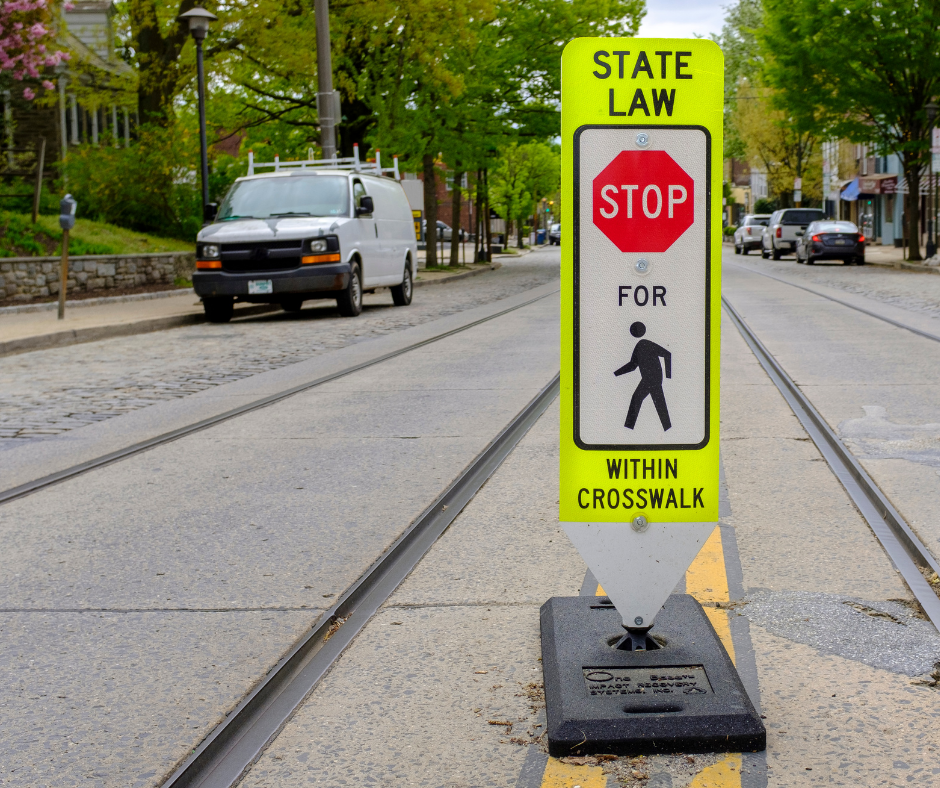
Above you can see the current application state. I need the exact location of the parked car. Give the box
[549,222,561,245]
[761,208,826,259]
[421,220,465,242]
[733,214,770,254]
[794,220,865,265]
[194,169,417,322]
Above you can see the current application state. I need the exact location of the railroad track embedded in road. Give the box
[0,289,559,507]
[727,261,940,344]
[160,373,560,788]
[722,295,940,631]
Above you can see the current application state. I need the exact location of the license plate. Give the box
[248,280,273,295]
[834,240,847,245]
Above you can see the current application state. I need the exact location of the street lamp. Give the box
[179,7,217,220]
[926,100,938,258]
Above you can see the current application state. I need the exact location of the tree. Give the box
[712,0,763,159]
[732,81,820,206]
[490,141,559,246]
[0,0,70,100]
[761,0,940,259]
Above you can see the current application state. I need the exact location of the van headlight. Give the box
[305,236,340,253]
[199,243,221,259]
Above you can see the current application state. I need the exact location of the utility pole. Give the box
[315,0,337,160]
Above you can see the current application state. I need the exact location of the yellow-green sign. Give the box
[560,38,723,524]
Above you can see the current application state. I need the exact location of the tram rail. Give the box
[0,289,559,507]
[722,295,940,630]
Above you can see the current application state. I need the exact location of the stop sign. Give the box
[593,150,694,253]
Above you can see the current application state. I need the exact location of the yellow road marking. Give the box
[540,758,608,788]
[685,525,735,663]
[688,753,743,787]
[544,531,743,788]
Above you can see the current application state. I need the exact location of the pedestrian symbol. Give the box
[615,321,672,431]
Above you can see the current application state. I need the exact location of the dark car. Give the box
[795,220,865,265]
[549,223,561,245]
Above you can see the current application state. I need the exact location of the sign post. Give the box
[542,37,765,757]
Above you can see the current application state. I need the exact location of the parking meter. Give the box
[59,194,77,231]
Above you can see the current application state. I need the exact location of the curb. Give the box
[414,262,501,288]
[0,288,196,316]
[865,257,940,274]
[0,304,280,358]
[0,263,505,358]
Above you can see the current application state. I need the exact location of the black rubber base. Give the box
[540,594,766,756]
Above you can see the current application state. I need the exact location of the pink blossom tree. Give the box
[0,0,71,100]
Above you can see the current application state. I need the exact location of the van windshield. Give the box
[217,175,349,220]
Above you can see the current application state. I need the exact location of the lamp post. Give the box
[926,100,938,258]
[179,7,217,218]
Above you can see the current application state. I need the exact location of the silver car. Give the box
[733,214,770,255]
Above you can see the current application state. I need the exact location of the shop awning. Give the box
[858,174,898,194]
[896,173,940,195]
[841,178,859,201]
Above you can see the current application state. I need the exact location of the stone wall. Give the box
[0,252,196,301]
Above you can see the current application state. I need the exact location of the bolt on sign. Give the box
[559,38,723,629]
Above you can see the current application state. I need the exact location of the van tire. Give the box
[772,247,782,260]
[391,263,413,306]
[761,247,770,259]
[203,297,234,323]
[337,261,363,317]
[281,296,304,313]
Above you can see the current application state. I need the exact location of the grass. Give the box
[0,211,194,258]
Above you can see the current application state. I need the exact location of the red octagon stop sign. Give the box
[593,150,694,253]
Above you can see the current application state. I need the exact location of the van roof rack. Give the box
[246,143,400,180]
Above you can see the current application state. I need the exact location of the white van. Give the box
[193,169,417,322]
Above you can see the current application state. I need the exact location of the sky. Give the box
[636,0,727,40]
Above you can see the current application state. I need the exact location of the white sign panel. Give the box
[575,126,709,450]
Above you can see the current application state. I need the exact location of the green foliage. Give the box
[712,0,763,159]
[0,213,49,256]
[0,210,193,256]
[490,142,560,242]
[62,126,242,241]
[0,212,115,257]
[723,225,736,236]
[754,198,776,214]
[760,0,940,256]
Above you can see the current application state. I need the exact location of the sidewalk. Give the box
[0,261,504,357]
[724,234,940,273]
[863,242,940,272]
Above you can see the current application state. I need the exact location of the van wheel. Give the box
[337,261,363,317]
[734,243,741,255]
[391,263,413,306]
[772,247,782,260]
[203,297,233,323]
[761,248,770,259]
[281,296,304,313]
[806,256,815,265]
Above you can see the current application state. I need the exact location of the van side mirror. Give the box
[204,202,218,222]
[356,195,374,216]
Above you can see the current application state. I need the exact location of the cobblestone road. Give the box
[729,251,940,318]
[0,251,559,444]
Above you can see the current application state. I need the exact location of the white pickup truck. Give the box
[761,208,826,260]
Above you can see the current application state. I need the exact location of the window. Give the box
[217,175,349,219]
[352,180,369,213]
